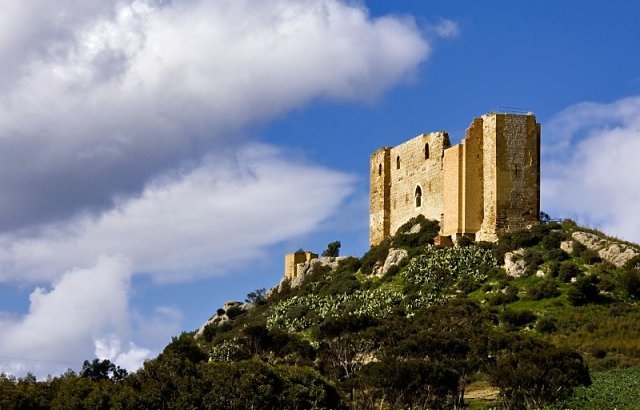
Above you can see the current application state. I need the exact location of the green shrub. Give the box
[618,268,640,299]
[544,248,569,262]
[488,286,519,306]
[580,248,602,264]
[526,279,560,300]
[226,306,245,320]
[559,261,582,282]
[536,316,558,333]
[540,230,567,250]
[392,215,440,249]
[568,275,601,306]
[499,309,537,329]
[457,275,481,295]
[360,240,391,276]
[456,235,474,247]
[522,249,544,276]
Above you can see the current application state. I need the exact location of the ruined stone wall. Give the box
[284,251,318,280]
[387,132,450,240]
[370,148,391,246]
[442,118,485,237]
[442,144,462,236]
[461,118,484,234]
[477,113,540,241]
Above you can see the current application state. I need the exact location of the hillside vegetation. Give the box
[1,217,639,409]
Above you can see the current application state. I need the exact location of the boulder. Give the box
[409,223,422,234]
[372,248,408,278]
[504,249,528,278]
[560,240,576,254]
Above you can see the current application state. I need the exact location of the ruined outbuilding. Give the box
[370,112,540,246]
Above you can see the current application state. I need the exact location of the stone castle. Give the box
[370,112,540,246]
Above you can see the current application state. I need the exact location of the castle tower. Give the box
[476,113,540,241]
[369,148,391,246]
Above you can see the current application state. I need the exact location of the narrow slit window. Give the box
[415,186,422,207]
[425,143,430,159]
[378,163,382,176]
[396,156,401,169]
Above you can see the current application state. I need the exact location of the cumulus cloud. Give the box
[0,0,429,231]
[0,256,145,377]
[542,96,640,242]
[0,144,354,283]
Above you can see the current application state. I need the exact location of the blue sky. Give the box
[0,0,639,377]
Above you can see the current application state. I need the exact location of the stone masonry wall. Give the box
[284,251,318,280]
[387,132,451,240]
[461,118,484,233]
[370,148,391,246]
[442,144,462,235]
[477,113,540,241]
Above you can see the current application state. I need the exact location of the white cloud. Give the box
[0,0,430,231]
[429,19,460,39]
[94,335,152,373]
[0,144,355,283]
[542,96,640,243]
[0,256,139,377]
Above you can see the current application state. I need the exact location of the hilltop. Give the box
[189,216,640,408]
[1,218,639,409]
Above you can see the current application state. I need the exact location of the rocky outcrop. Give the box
[560,240,576,254]
[504,249,528,278]
[372,248,408,278]
[275,256,349,291]
[195,300,249,339]
[571,231,638,267]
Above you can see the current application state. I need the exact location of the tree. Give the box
[245,288,267,304]
[322,241,341,257]
[487,335,591,409]
[80,359,127,382]
[539,211,551,223]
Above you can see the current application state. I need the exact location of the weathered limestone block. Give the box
[223,301,242,310]
[504,249,528,278]
[289,256,348,288]
[560,240,576,254]
[571,231,638,267]
[409,223,422,234]
[599,244,637,268]
[572,232,606,250]
[372,248,408,277]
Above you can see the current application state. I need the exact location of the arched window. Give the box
[396,156,400,169]
[378,163,382,176]
[425,143,430,159]
[415,186,422,207]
